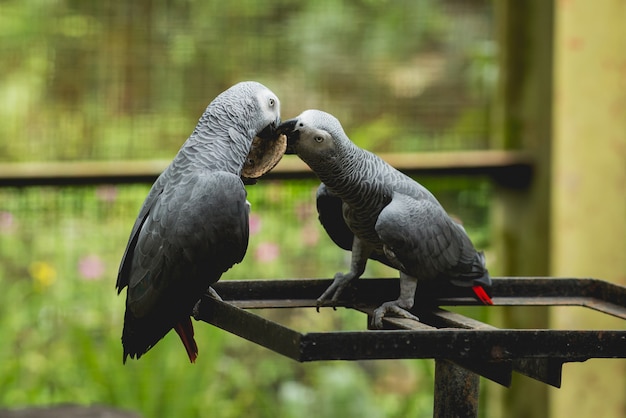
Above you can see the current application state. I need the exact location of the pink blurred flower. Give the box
[301,223,320,247]
[96,185,118,203]
[254,242,280,263]
[249,213,262,235]
[78,254,105,280]
[0,211,16,234]
[294,202,315,222]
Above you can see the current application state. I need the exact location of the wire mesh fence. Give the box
[0,0,495,162]
[0,176,491,288]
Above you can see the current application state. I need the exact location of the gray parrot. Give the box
[116,81,283,362]
[279,110,492,328]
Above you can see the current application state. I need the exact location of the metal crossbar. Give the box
[0,150,532,187]
[194,277,626,417]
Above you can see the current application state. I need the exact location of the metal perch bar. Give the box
[194,277,626,417]
[0,150,533,187]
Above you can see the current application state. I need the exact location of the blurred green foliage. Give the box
[0,0,494,416]
[0,0,495,162]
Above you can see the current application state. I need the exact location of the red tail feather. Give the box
[472,285,493,305]
[174,317,198,363]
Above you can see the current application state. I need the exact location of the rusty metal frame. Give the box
[196,278,626,374]
[195,277,626,414]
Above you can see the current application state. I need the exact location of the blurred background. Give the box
[0,1,624,417]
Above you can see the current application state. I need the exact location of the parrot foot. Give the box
[316,272,355,312]
[371,300,420,329]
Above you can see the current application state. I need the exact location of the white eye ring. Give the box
[314,136,324,143]
[268,98,275,107]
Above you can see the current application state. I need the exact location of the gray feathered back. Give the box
[175,81,278,175]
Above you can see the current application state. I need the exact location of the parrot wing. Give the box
[116,176,167,293]
[375,192,486,284]
[316,183,353,251]
[121,171,249,362]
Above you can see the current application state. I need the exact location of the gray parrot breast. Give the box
[339,178,393,248]
[324,151,399,248]
[342,202,384,247]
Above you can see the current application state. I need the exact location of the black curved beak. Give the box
[256,116,281,141]
[277,118,299,154]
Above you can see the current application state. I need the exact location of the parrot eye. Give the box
[268,98,275,107]
[314,136,324,143]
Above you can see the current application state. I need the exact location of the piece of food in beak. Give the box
[241,132,287,180]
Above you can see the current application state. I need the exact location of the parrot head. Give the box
[228,82,286,183]
[227,81,282,137]
[278,109,345,167]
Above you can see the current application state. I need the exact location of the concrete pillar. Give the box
[551,1,626,417]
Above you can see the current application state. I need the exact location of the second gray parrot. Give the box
[279,110,492,328]
[116,81,283,362]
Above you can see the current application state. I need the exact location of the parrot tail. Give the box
[470,251,493,305]
[472,285,493,305]
[449,251,494,305]
[174,317,199,363]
